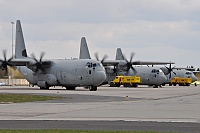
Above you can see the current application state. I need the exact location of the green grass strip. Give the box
[0,130,180,133]
[0,93,62,103]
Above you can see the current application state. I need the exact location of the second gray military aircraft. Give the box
[79,37,174,88]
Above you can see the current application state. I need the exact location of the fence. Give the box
[0,79,29,86]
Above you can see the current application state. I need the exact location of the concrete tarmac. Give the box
[0,85,200,132]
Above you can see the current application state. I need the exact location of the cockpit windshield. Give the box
[186,71,192,75]
[86,62,103,68]
[151,69,161,73]
[86,62,92,68]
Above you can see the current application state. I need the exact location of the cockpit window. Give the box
[186,72,192,75]
[93,63,96,67]
[86,62,92,68]
[96,63,102,67]
[151,69,160,73]
[86,62,102,68]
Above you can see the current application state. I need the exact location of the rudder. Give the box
[79,37,91,59]
[15,20,27,58]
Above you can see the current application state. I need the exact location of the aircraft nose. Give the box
[192,76,198,82]
[160,75,167,83]
[94,71,106,85]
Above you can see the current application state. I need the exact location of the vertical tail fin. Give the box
[79,37,91,59]
[15,20,27,58]
[115,48,124,60]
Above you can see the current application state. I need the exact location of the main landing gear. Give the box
[89,86,97,91]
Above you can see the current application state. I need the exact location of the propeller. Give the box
[30,52,45,73]
[165,63,176,78]
[0,50,14,75]
[123,52,137,73]
[94,52,108,63]
[113,65,118,75]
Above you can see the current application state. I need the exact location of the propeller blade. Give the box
[113,65,118,76]
[129,52,135,63]
[7,56,13,62]
[123,54,129,63]
[172,71,176,75]
[94,52,108,63]
[101,54,108,63]
[169,73,172,79]
[0,50,15,76]
[31,53,38,63]
[130,65,137,73]
[164,63,176,78]
[30,52,46,73]
[3,50,6,61]
[94,52,99,61]
[123,53,136,72]
[39,52,45,62]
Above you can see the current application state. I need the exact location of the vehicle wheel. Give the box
[109,82,116,87]
[123,84,127,87]
[116,83,120,87]
[132,84,138,87]
[186,83,190,86]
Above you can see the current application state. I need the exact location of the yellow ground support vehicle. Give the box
[109,76,141,87]
[170,77,192,86]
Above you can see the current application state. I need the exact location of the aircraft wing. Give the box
[102,60,121,66]
[10,58,32,66]
[138,61,175,65]
[102,60,174,66]
[7,58,52,69]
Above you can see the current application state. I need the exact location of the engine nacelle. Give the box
[105,67,114,74]
[44,74,58,85]
[160,67,170,75]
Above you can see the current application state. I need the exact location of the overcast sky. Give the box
[0,0,199,68]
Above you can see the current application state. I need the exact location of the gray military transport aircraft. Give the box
[0,20,106,91]
[160,65,198,85]
[79,37,174,88]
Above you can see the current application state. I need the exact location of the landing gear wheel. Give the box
[153,85,158,88]
[66,86,76,90]
[89,86,97,91]
[40,82,49,90]
[40,86,49,90]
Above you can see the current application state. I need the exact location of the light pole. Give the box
[11,22,14,57]
[11,22,14,86]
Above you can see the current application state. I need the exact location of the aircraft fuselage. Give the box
[17,59,106,89]
[106,66,167,86]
